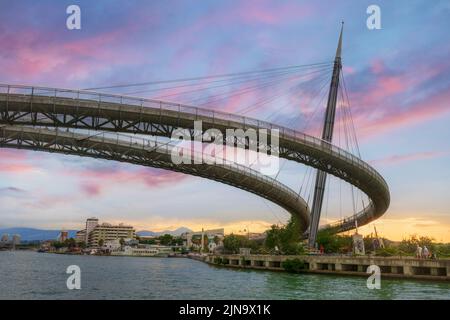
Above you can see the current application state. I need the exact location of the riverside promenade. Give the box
[201,254,450,281]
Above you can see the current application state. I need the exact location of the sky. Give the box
[0,0,449,241]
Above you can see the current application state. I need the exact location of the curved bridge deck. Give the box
[0,84,390,234]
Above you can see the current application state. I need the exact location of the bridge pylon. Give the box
[308,23,344,248]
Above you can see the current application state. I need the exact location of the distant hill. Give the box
[137,227,193,237]
[0,228,77,241]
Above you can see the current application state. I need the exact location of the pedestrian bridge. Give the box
[0,84,390,234]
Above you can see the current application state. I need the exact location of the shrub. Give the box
[281,258,307,273]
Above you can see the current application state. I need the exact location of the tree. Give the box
[119,238,125,246]
[398,235,435,254]
[63,238,76,249]
[140,238,156,245]
[98,239,104,247]
[175,237,184,246]
[223,234,261,254]
[223,234,247,254]
[53,241,65,249]
[264,219,306,255]
[316,230,352,254]
[159,234,174,246]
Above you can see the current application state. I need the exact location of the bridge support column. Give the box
[308,23,343,248]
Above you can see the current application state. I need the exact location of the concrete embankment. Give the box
[201,254,450,281]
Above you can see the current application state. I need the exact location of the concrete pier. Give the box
[204,254,450,281]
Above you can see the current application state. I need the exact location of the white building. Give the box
[76,218,135,248]
[103,239,121,251]
[85,217,99,243]
[111,245,172,257]
[183,228,224,252]
[75,229,86,243]
[88,223,135,247]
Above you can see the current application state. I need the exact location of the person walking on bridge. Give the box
[423,246,429,259]
[416,245,422,259]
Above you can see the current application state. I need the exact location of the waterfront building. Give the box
[102,238,137,251]
[58,230,68,242]
[75,229,86,243]
[85,217,99,243]
[111,244,172,257]
[88,223,135,247]
[103,239,121,251]
[183,228,224,252]
[76,218,136,247]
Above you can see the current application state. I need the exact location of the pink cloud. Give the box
[351,58,446,110]
[80,182,102,197]
[0,148,188,197]
[370,150,450,166]
[377,75,405,96]
[0,149,28,161]
[358,89,450,138]
[167,1,315,50]
[0,163,36,173]
[343,66,356,75]
[235,1,315,25]
[370,59,385,74]
[70,166,188,197]
[342,56,450,140]
[0,25,146,84]
[27,193,77,210]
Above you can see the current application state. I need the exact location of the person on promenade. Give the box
[416,245,422,259]
[423,246,429,259]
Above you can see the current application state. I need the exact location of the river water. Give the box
[0,251,448,300]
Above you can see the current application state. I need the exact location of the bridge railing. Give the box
[0,84,388,194]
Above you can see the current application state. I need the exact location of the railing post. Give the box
[6,85,10,116]
[30,87,34,121]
